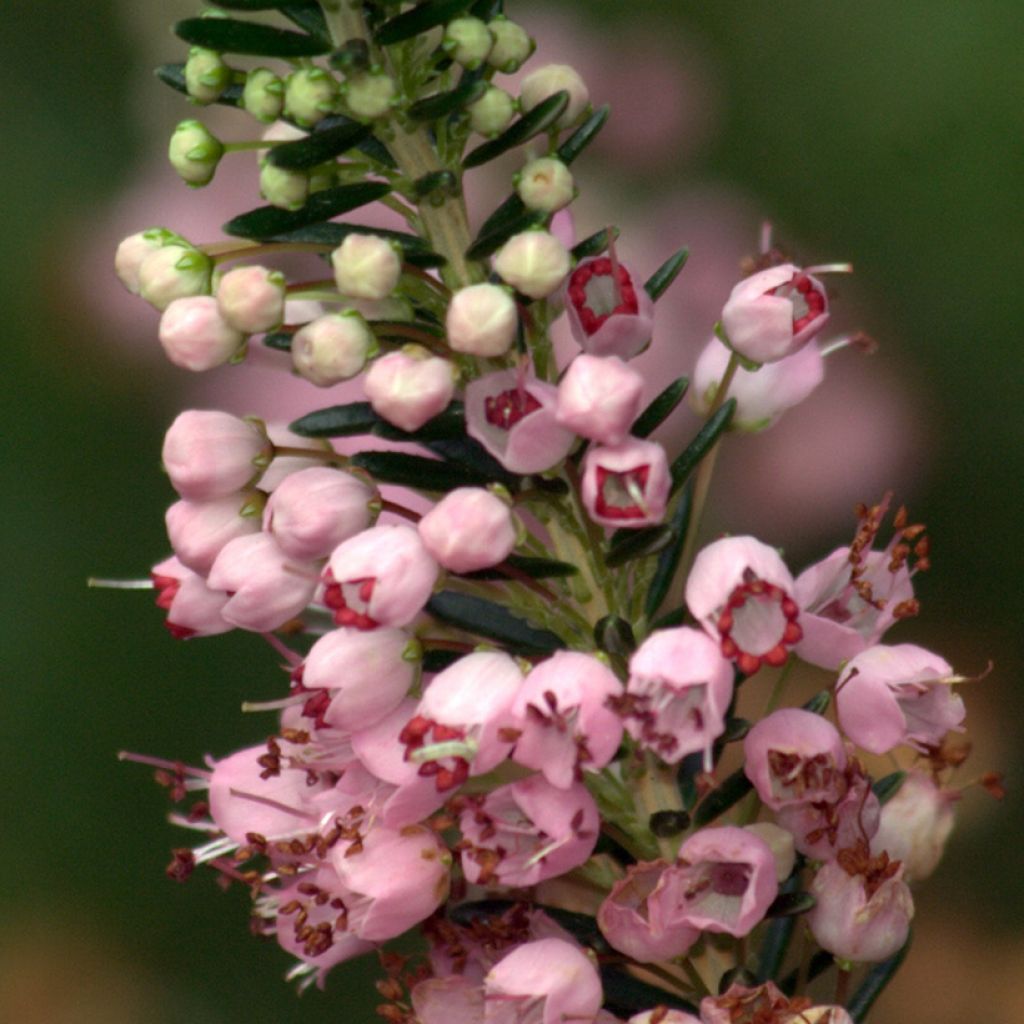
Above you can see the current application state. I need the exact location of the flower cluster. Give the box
[111,3,998,1021]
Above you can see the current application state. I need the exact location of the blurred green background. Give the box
[2,1,1021,1021]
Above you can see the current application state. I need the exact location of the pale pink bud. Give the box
[446,283,518,357]
[516,157,574,214]
[565,257,654,360]
[556,354,644,445]
[363,347,455,432]
[835,644,965,755]
[519,64,590,129]
[807,855,913,962]
[581,439,670,529]
[691,335,824,431]
[207,533,319,632]
[465,369,575,474]
[418,488,516,573]
[674,826,778,937]
[161,410,271,501]
[720,264,829,364]
[165,490,263,575]
[331,233,401,300]
[291,310,375,386]
[215,264,286,334]
[137,243,212,311]
[151,556,231,639]
[743,709,847,811]
[598,860,700,963]
[264,466,375,561]
[115,228,170,294]
[511,651,623,788]
[493,230,571,300]
[158,295,245,371]
[325,524,439,630]
[685,535,803,676]
[624,627,734,766]
[301,626,416,732]
[870,771,956,882]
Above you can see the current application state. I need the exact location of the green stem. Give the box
[761,655,796,717]
[679,958,711,999]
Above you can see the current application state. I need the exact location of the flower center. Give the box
[568,257,639,335]
[716,575,802,675]
[484,387,542,430]
[771,272,826,333]
[595,464,650,519]
[399,715,471,791]
[767,749,838,802]
[322,571,378,630]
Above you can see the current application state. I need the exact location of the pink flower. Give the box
[674,826,778,937]
[700,982,816,1024]
[215,264,286,334]
[363,348,455,433]
[164,490,263,575]
[418,488,517,573]
[565,256,654,360]
[870,771,957,882]
[158,295,245,371]
[556,354,645,445]
[623,627,734,767]
[597,860,700,963]
[162,410,272,501]
[465,369,575,474]
[685,535,803,676]
[324,524,439,630]
[742,709,847,811]
[835,644,966,755]
[581,439,670,528]
[151,556,231,638]
[510,651,624,788]
[720,263,829,364]
[459,775,599,888]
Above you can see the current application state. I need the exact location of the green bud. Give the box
[284,67,339,128]
[342,70,396,121]
[184,47,231,105]
[443,17,493,69]
[259,160,310,211]
[486,17,534,73]
[466,85,516,136]
[242,67,284,124]
[168,119,224,187]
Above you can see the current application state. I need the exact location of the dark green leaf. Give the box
[676,751,703,812]
[557,104,610,165]
[571,226,618,261]
[469,0,503,18]
[692,766,753,829]
[374,0,475,45]
[594,614,636,658]
[601,967,699,1018]
[291,401,468,442]
[644,246,690,301]
[155,63,243,106]
[279,3,329,39]
[802,689,831,716]
[426,591,564,655]
[465,207,545,261]
[422,648,462,673]
[720,717,752,744]
[872,770,908,806]
[426,438,521,487]
[412,169,459,200]
[651,606,686,630]
[263,330,293,351]
[351,451,491,491]
[206,0,315,9]
[605,525,676,569]
[649,809,690,838]
[644,482,694,621]
[848,933,912,1022]
[174,17,330,57]
[268,221,444,267]
[669,398,736,494]
[465,555,578,581]
[463,91,569,169]
[633,376,689,439]
[222,183,393,240]
[766,891,816,918]
[267,119,373,170]
[756,914,796,982]
[408,77,487,121]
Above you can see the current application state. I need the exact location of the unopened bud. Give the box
[363,346,456,433]
[331,233,402,301]
[284,67,339,127]
[520,63,589,129]
[342,70,396,121]
[486,17,534,73]
[291,311,375,386]
[443,17,493,69]
[259,159,309,211]
[115,228,176,295]
[446,283,518,357]
[168,119,224,187]
[138,243,213,311]
[493,229,571,300]
[216,265,286,334]
[159,295,245,371]
[516,157,574,214]
[467,85,516,136]
[184,47,231,105]
[242,67,284,123]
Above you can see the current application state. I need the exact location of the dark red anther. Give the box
[484,387,542,430]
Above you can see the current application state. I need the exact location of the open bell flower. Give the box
[565,255,654,360]
[581,439,670,529]
[150,555,231,639]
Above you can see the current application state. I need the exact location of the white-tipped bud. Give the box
[115,228,175,295]
[446,283,518,357]
[259,160,309,211]
[242,67,284,123]
[363,346,456,433]
[342,70,396,121]
[216,265,286,334]
[493,230,571,300]
[486,17,534,73]
[284,67,339,127]
[138,243,213,311]
[168,119,224,187]
[159,295,245,371]
[520,63,589,129]
[292,311,375,386]
[332,233,402,300]
[443,17,493,69]
[516,157,575,214]
[184,47,231,105]
[467,85,516,136]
